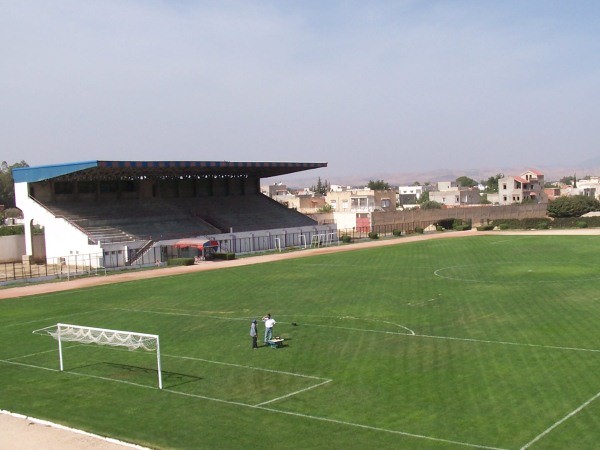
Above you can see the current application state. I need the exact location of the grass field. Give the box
[1,234,600,449]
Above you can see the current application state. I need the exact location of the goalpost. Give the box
[310,232,339,248]
[33,323,163,389]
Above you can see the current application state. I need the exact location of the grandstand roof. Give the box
[13,160,327,183]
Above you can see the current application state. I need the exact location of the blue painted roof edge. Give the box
[12,160,328,183]
[13,161,99,183]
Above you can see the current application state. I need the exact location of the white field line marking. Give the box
[0,309,110,329]
[302,321,416,336]
[254,379,332,407]
[166,389,506,449]
[489,237,530,245]
[114,307,249,322]
[165,353,331,381]
[413,333,600,353]
[257,405,508,450]
[520,390,600,449]
[7,343,87,362]
[407,298,439,306]
[0,357,508,450]
[0,358,58,372]
[433,264,600,283]
[6,348,56,360]
[114,307,417,335]
[112,307,600,352]
[1,410,151,450]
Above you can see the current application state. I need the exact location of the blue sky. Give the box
[2,1,599,182]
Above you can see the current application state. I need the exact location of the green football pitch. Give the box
[1,234,600,449]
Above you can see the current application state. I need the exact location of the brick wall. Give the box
[372,204,547,230]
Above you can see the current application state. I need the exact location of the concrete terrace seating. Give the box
[178,195,317,232]
[43,199,220,243]
[41,194,316,243]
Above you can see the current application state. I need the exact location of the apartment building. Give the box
[429,181,481,207]
[325,188,396,232]
[575,177,600,200]
[498,169,547,205]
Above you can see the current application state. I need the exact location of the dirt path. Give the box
[2,228,598,449]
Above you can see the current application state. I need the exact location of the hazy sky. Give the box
[2,1,599,182]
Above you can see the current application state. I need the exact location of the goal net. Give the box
[310,232,339,248]
[33,323,163,389]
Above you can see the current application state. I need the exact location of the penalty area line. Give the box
[165,353,331,381]
[1,357,507,450]
[520,389,600,449]
[254,379,332,407]
[258,405,508,450]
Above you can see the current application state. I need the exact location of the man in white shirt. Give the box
[262,313,276,343]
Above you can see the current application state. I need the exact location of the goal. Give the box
[310,232,339,248]
[33,323,163,389]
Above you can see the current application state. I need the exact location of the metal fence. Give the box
[1,228,340,284]
[1,253,107,284]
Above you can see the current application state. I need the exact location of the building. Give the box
[498,169,547,205]
[325,188,396,232]
[397,185,428,208]
[429,182,481,207]
[574,177,600,200]
[261,183,327,214]
[14,160,332,267]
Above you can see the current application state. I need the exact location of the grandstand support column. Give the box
[15,182,34,257]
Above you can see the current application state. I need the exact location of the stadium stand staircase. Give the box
[127,240,155,266]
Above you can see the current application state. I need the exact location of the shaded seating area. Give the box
[41,194,316,244]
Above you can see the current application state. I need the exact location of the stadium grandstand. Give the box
[13,160,334,270]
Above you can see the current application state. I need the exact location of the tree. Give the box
[547,195,600,218]
[480,194,491,204]
[417,191,430,204]
[311,177,329,195]
[455,176,477,187]
[420,200,443,209]
[0,160,29,208]
[367,180,390,190]
[559,175,575,186]
[483,173,503,193]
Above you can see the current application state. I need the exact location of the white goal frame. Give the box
[310,232,339,248]
[33,323,163,389]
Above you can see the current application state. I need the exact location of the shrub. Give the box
[392,229,403,237]
[341,234,352,243]
[420,201,443,210]
[214,252,236,260]
[576,221,588,228]
[548,195,600,218]
[0,225,25,236]
[490,218,555,230]
[453,219,472,231]
[414,227,424,234]
[167,258,195,266]
[368,232,379,239]
[476,224,494,231]
[549,217,600,228]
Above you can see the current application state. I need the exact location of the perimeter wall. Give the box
[371,204,547,231]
